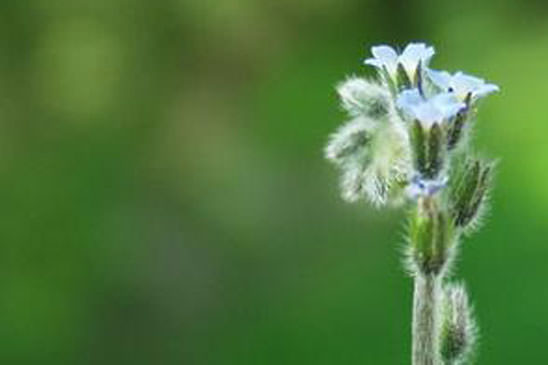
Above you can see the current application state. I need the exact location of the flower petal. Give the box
[475,83,500,98]
[401,43,425,64]
[427,69,453,90]
[414,103,443,127]
[437,70,500,101]
[397,89,423,110]
[432,92,465,119]
[364,58,383,68]
[400,43,435,72]
[367,45,399,74]
[371,45,398,64]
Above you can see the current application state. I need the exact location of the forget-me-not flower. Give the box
[406,175,447,199]
[427,69,499,102]
[397,88,465,128]
[365,43,435,82]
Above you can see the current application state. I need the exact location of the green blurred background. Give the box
[0,0,546,364]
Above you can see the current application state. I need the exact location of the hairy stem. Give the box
[412,273,443,365]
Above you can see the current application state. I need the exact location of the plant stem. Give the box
[412,273,443,365]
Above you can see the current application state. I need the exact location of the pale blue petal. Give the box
[371,45,398,64]
[453,72,484,91]
[400,43,427,64]
[364,58,383,68]
[396,89,423,115]
[475,83,500,98]
[414,104,443,127]
[407,176,447,198]
[397,89,423,105]
[422,46,435,65]
[397,88,465,126]
[401,43,435,67]
[431,92,465,119]
[446,71,500,100]
[427,69,452,90]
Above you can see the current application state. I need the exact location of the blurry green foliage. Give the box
[0,0,547,364]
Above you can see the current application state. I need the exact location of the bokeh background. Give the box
[1,0,547,364]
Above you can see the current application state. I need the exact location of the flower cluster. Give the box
[324,42,499,365]
[325,42,498,206]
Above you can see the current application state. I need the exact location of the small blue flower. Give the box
[427,69,500,102]
[406,175,447,199]
[365,43,435,80]
[397,89,465,128]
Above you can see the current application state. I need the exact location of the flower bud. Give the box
[409,198,456,275]
[440,283,477,364]
[337,77,391,119]
[426,122,445,179]
[446,112,466,150]
[450,159,492,230]
[447,94,472,150]
[409,121,446,179]
[410,120,427,175]
[324,117,372,165]
[325,116,410,207]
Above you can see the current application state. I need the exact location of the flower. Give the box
[427,69,500,102]
[397,89,465,128]
[364,43,435,82]
[406,175,447,199]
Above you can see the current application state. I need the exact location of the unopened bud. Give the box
[410,120,427,175]
[409,198,455,275]
[441,283,477,364]
[409,121,446,180]
[426,122,445,179]
[450,159,492,229]
[337,77,391,119]
[447,94,472,150]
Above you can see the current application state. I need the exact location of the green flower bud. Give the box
[450,158,492,230]
[447,112,466,150]
[409,198,456,275]
[426,122,445,179]
[410,120,427,175]
[447,94,472,150]
[336,77,392,119]
[410,121,446,179]
[441,283,477,364]
[325,116,410,207]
